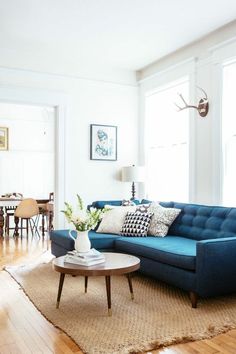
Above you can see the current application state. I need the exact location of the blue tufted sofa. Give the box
[50,200,236,308]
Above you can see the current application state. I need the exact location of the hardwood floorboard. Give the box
[0,234,235,354]
[188,340,218,353]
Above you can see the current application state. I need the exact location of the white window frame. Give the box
[145,77,190,201]
[138,59,196,202]
[211,40,236,205]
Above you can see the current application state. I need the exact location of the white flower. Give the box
[77,210,88,222]
[62,195,108,231]
[89,207,97,213]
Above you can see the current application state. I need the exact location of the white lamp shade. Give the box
[121,166,145,182]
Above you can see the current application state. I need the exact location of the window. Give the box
[222,60,236,206]
[145,78,190,201]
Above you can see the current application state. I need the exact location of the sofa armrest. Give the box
[196,237,236,297]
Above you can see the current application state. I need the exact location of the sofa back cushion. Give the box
[160,201,236,240]
[91,199,140,209]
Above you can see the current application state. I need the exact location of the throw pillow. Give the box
[120,211,153,237]
[96,206,136,234]
[136,204,150,213]
[104,204,118,209]
[121,199,136,206]
[148,202,181,237]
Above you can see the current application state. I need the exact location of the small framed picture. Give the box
[0,127,8,151]
[90,124,117,161]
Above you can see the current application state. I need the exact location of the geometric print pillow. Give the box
[120,211,153,237]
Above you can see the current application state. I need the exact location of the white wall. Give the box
[0,102,55,199]
[0,67,138,214]
[138,21,236,205]
[4,21,236,211]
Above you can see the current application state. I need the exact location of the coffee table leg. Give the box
[127,273,134,300]
[85,276,88,293]
[56,273,65,309]
[105,276,112,316]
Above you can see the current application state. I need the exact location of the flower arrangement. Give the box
[61,195,106,231]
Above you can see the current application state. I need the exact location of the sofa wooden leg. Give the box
[189,291,198,308]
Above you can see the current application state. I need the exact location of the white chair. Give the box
[14,198,40,238]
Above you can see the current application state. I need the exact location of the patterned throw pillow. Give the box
[121,199,136,206]
[120,211,153,237]
[136,204,150,213]
[148,202,181,237]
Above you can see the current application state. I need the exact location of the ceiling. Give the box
[1,0,236,74]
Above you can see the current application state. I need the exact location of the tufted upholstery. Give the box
[90,200,236,241]
[160,202,236,241]
[51,200,236,301]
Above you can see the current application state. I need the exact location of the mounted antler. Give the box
[174,86,209,117]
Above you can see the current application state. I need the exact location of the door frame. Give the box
[0,84,67,229]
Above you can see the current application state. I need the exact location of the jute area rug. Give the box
[6,261,236,354]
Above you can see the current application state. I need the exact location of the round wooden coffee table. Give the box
[52,252,140,316]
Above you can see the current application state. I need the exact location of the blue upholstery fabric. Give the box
[141,199,152,204]
[91,199,140,209]
[51,241,70,258]
[116,236,197,270]
[50,229,119,254]
[196,237,236,296]
[92,200,122,208]
[50,229,75,251]
[160,202,236,241]
[50,200,236,300]
[89,230,120,249]
[138,256,196,292]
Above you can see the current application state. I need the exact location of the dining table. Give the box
[0,197,54,237]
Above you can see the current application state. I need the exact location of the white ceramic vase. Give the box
[69,230,91,253]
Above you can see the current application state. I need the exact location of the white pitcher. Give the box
[68,230,91,253]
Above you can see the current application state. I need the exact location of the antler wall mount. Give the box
[174,86,209,117]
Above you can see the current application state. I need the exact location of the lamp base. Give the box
[131,182,136,200]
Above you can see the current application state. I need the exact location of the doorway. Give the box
[0,102,55,200]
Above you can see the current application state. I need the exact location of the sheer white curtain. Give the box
[145,78,189,201]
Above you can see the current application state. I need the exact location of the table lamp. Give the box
[121,165,145,200]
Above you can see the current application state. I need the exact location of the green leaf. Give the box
[77,194,84,210]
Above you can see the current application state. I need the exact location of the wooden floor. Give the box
[0,236,236,354]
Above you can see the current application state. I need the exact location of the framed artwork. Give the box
[0,127,8,151]
[90,124,117,161]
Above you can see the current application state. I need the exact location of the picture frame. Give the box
[0,127,8,151]
[90,124,117,161]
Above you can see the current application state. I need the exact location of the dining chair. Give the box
[36,202,47,236]
[36,192,54,236]
[5,206,17,235]
[13,198,40,238]
[5,193,24,235]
